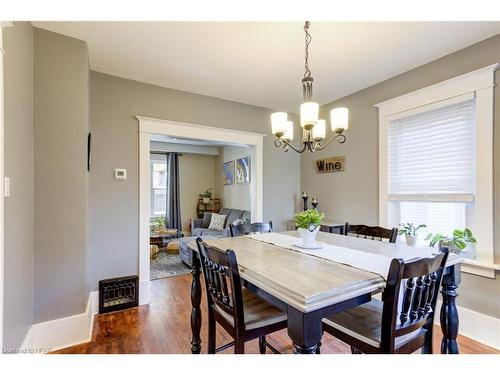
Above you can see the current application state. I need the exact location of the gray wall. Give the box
[302,34,500,318]
[33,28,90,322]
[216,145,253,212]
[3,22,34,349]
[89,71,301,289]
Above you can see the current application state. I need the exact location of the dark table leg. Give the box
[287,307,322,354]
[440,264,461,354]
[190,249,202,354]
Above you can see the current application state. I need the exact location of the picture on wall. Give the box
[236,156,250,184]
[223,160,235,185]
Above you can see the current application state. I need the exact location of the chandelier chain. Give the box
[304,21,312,78]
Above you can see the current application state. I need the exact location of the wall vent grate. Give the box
[98,275,139,314]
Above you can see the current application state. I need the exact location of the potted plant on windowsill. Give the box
[199,188,212,204]
[295,209,324,249]
[426,228,477,259]
[399,223,427,246]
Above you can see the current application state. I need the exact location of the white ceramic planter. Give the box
[298,226,320,248]
[202,197,211,204]
[405,234,418,246]
[464,243,477,260]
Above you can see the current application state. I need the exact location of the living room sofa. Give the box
[190,208,251,238]
[180,208,251,266]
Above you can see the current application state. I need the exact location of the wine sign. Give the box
[315,156,345,174]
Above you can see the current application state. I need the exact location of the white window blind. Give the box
[388,99,475,202]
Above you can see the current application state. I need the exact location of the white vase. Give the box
[405,234,418,246]
[298,227,320,248]
[202,197,210,204]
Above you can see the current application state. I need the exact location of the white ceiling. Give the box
[33,21,500,113]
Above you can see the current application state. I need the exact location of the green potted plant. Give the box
[152,216,167,233]
[294,209,324,249]
[426,228,477,258]
[399,223,427,246]
[199,188,212,204]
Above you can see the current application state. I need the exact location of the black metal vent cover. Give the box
[99,275,139,314]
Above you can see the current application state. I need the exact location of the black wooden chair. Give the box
[196,237,287,354]
[229,221,273,237]
[344,222,398,243]
[321,249,449,354]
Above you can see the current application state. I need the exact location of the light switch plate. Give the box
[114,168,127,180]
[4,176,10,197]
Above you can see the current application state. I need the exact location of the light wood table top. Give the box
[188,231,462,313]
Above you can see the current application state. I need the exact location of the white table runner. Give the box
[247,232,423,280]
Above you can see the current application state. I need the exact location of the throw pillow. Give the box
[208,213,226,231]
[231,218,245,226]
[202,212,212,228]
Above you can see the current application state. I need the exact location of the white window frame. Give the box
[376,63,499,278]
[149,154,168,218]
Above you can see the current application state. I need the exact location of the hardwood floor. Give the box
[54,274,498,354]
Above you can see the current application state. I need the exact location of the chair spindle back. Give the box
[380,249,449,352]
[196,238,244,327]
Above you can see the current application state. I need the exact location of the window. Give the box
[150,154,168,217]
[376,64,497,277]
[388,99,475,242]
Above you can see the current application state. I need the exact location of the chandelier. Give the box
[271,21,349,153]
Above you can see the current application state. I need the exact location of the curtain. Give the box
[167,152,182,233]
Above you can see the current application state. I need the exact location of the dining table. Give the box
[187,231,463,354]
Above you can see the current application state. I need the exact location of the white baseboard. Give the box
[435,300,500,350]
[20,280,150,353]
[20,291,98,353]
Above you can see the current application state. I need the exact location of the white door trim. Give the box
[137,116,265,305]
[0,21,13,350]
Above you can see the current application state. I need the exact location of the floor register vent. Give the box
[99,275,139,314]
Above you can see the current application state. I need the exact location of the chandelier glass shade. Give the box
[271,21,349,153]
[300,102,319,129]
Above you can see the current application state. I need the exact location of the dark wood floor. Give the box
[54,274,498,354]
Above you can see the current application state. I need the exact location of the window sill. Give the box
[461,259,500,279]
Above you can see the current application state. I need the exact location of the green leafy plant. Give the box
[399,223,427,236]
[152,216,166,227]
[426,228,477,251]
[295,209,324,230]
[199,188,212,199]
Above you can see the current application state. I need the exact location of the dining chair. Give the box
[229,221,273,237]
[321,249,449,354]
[344,222,398,243]
[196,237,287,354]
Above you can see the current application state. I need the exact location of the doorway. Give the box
[137,116,264,305]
